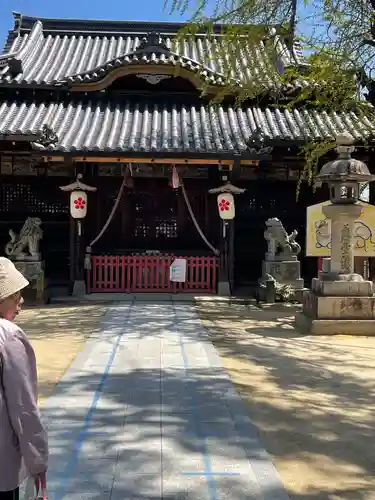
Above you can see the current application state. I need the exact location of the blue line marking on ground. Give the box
[174,303,219,500]
[54,303,133,500]
[182,472,241,477]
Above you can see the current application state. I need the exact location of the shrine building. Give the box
[0,12,374,295]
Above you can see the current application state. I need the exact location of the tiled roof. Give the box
[0,98,373,154]
[0,13,305,88]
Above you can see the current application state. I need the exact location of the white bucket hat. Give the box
[0,257,29,301]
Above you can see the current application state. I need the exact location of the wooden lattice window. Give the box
[0,181,68,217]
[131,190,179,241]
[155,217,178,239]
[134,220,150,239]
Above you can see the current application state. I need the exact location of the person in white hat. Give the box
[0,258,48,500]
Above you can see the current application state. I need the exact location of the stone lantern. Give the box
[295,132,375,335]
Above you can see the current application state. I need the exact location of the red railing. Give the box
[87,255,218,293]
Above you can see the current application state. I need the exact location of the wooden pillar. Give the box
[228,218,235,290]
[75,220,85,281]
[71,162,87,296]
[69,215,76,288]
[217,164,234,296]
[65,159,76,293]
[228,156,240,293]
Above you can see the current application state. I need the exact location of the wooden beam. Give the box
[43,156,65,162]
[241,160,260,166]
[42,156,259,166]
[73,157,233,165]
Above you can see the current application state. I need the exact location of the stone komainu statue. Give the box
[264,217,301,257]
[5,217,43,259]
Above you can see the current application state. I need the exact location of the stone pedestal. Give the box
[262,256,304,289]
[14,260,46,304]
[295,284,375,335]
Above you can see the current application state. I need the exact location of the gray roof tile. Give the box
[0,98,373,153]
[0,14,306,88]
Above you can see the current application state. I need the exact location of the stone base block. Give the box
[262,260,303,289]
[295,313,375,335]
[302,291,375,319]
[218,280,231,296]
[72,280,86,297]
[311,278,373,297]
[293,287,310,304]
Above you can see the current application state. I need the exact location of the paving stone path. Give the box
[39,302,290,500]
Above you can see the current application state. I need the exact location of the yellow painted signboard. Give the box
[306,200,375,257]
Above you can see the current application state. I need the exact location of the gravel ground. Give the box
[197,300,375,500]
[16,304,107,404]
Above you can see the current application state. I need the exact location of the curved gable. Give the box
[56,43,227,91]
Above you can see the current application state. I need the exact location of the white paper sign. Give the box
[169,258,187,282]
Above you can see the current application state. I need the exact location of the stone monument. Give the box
[295,132,375,335]
[260,217,304,298]
[4,217,46,303]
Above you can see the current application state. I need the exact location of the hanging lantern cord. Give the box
[84,167,129,270]
[179,177,220,256]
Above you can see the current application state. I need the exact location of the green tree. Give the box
[165,0,375,186]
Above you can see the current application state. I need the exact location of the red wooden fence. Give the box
[87,255,218,293]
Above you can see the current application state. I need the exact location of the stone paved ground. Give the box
[36,302,290,500]
[16,304,107,403]
[196,300,375,500]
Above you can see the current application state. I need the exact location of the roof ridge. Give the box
[16,14,211,35]
[0,20,43,74]
[14,13,285,37]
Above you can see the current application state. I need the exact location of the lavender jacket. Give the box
[0,318,48,492]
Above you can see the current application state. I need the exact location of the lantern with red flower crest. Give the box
[217,193,235,219]
[209,183,245,220]
[71,193,87,218]
[60,174,97,233]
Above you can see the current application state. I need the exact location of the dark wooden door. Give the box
[91,177,219,254]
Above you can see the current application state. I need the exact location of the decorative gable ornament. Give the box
[217,193,235,220]
[31,124,59,150]
[136,32,170,55]
[136,74,171,85]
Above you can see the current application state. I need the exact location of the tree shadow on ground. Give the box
[197,301,375,500]
[42,365,282,500]
[37,302,294,500]
[29,300,375,500]
[16,304,108,402]
[16,303,108,340]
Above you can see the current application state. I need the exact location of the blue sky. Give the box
[0,0,318,52]
[0,0,192,48]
